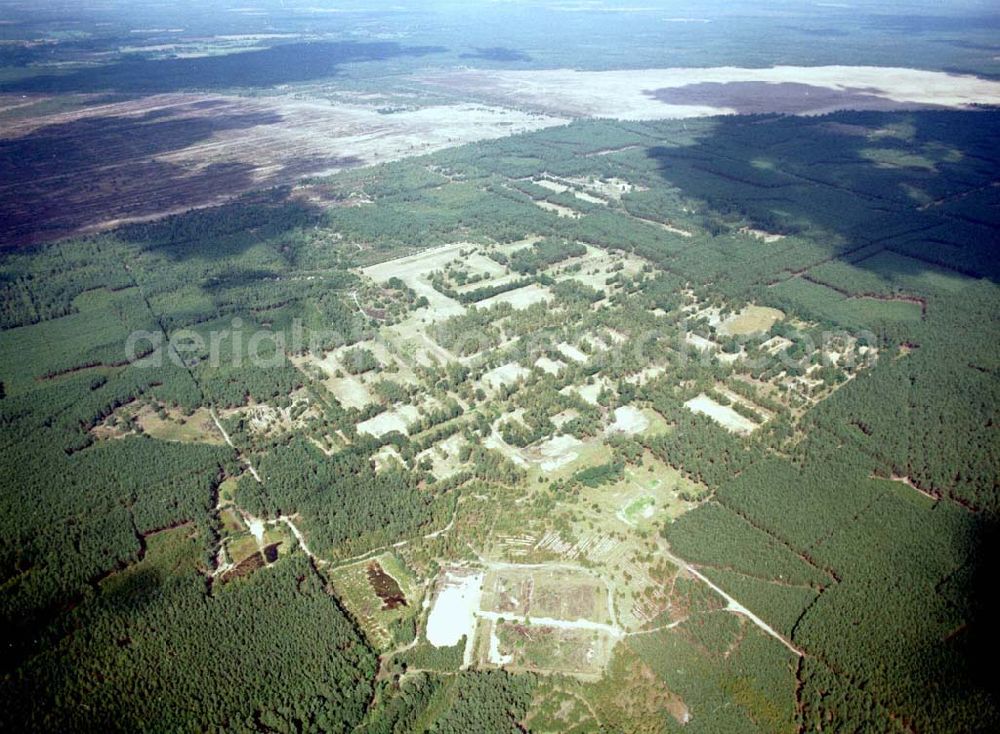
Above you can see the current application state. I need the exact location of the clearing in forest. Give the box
[426,568,484,662]
[684,393,758,435]
[718,305,785,336]
[482,362,531,391]
[606,406,650,436]
[476,282,553,310]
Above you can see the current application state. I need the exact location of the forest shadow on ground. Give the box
[459,47,532,63]
[644,108,1000,717]
[962,514,1000,700]
[0,41,447,95]
[645,108,1000,285]
[113,185,328,265]
[0,105,358,249]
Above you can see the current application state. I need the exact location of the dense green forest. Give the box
[1,108,997,730]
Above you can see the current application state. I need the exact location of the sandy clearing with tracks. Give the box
[420,66,1000,120]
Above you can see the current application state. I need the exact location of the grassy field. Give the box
[136,405,225,444]
[328,552,421,651]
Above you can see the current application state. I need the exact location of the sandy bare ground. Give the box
[684,393,758,435]
[419,66,1000,120]
[357,403,421,438]
[477,282,552,310]
[557,342,588,363]
[535,356,566,375]
[535,200,581,218]
[478,609,622,637]
[606,406,649,436]
[362,242,468,322]
[426,569,484,667]
[0,93,565,246]
[563,380,607,406]
[535,434,584,472]
[482,361,530,390]
[684,333,717,353]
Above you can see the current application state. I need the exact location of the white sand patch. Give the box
[761,335,794,355]
[536,200,581,218]
[416,433,467,480]
[551,408,579,428]
[247,518,265,545]
[687,305,723,327]
[535,356,566,375]
[477,610,622,637]
[625,365,666,386]
[537,434,584,471]
[455,272,518,294]
[685,333,718,352]
[564,176,636,199]
[557,342,588,363]
[740,226,785,243]
[535,178,569,193]
[606,406,650,436]
[246,404,279,432]
[328,375,373,409]
[477,282,552,309]
[459,251,509,278]
[421,66,1000,120]
[362,242,469,322]
[356,404,421,437]
[357,411,407,438]
[488,622,514,665]
[685,393,758,435]
[486,431,531,468]
[568,382,603,406]
[586,336,610,352]
[427,570,484,659]
[483,362,530,390]
[373,445,404,472]
[634,215,694,237]
[574,190,606,205]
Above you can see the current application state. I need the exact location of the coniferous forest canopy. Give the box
[1,1,999,732]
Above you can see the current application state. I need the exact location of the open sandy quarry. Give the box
[419,66,1000,120]
[426,569,484,666]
